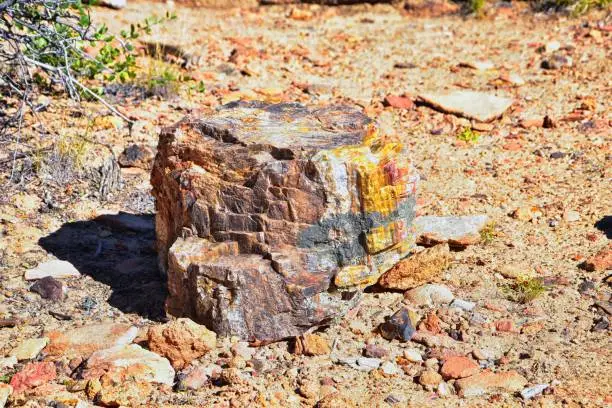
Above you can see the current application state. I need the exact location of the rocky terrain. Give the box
[0,1,610,407]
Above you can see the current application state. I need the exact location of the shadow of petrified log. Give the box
[595,216,611,239]
[39,212,167,320]
[152,101,420,342]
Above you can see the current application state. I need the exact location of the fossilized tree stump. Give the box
[152,101,419,342]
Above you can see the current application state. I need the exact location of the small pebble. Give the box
[450,298,476,311]
[520,384,549,399]
[403,348,423,363]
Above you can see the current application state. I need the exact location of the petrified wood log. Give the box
[151,101,419,341]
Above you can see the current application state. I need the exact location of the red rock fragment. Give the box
[440,356,480,379]
[519,118,543,128]
[384,95,414,109]
[10,362,57,393]
[455,370,527,397]
[584,245,612,272]
[147,318,217,370]
[419,312,442,334]
[495,320,515,333]
[293,334,330,356]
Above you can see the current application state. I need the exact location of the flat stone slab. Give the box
[152,101,420,342]
[418,91,513,122]
[44,323,138,359]
[82,344,175,386]
[25,260,80,281]
[414,215,489,247]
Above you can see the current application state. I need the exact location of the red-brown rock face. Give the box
[151,101,419,341]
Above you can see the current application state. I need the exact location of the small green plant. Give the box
[142,59,183,98]
[550,0,611,15]
[469,0,486,15]
[457,127,480,144]
[480,222,497,244]
[504,277,546,304]
[0,374,10,383]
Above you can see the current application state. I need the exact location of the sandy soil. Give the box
[0,1,610,407]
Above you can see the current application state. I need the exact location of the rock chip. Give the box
[405,284,454,307]
[450,299,475,311]
[9,362,57,393]
[440,356,480,379]
[118,144,155,170]
[584,244,612,272]
[381,361,401,376]
[379,244,451,290]
[316,392,356,408]
[177,364,221,391]
[364,344,389,359]
[413,215,488,248]
[45,323,138,359]
[418,91,512,122]
[82,344,175,386]
[88,374,153,407]
[418,370,442,389]
[293,334,330,356]
[0,356,17,370]
[520,383,549,400]
[356,357,382,371]
[403,348,423,363]
[384,95,414,109]
[411,331,461,350]
[10,337,49,361]
[147,318,217,369]
[380,307,416,341]
[0,384,11,408]
[25,260,80,281]
[497,263,535,279]
[30,276,64,301]
[152,101,419,342]
[455,370,527,397]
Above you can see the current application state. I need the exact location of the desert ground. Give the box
[0,1,610,407]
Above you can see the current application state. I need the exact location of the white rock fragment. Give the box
[563,210,580,222]
[437,381,454,397]
[545,41,561,53]
[25,260,80,281]
[10,337,49,360]
[414,215,489,247]
[418,91,513,122]
[0,356,17,370]
[357,357,382,371]
[520,384,549,399]
[405,284,454,307]
[459,60,495,71]
[451,299,476,311]
[0,384,12,408]
[403,348,423,363]
[381,361,401,376]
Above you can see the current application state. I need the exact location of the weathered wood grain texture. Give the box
[151,101,419,341]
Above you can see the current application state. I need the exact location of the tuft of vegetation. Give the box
[503,276,546,304]
[468,0,486,15]
[480,222,497,245]
[545,0,611,15]
[142,59,182,98]
[457,127,480,144]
